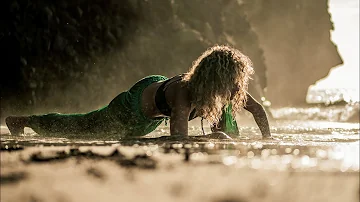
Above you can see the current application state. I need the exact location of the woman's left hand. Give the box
[204,131,233,139]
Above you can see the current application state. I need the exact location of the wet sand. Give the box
[1,120,359,202]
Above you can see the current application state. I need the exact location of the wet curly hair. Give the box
[182,45,254,125]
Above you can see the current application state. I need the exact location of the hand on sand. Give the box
[203,131,233,140]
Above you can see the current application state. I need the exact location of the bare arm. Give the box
[169,87,192,137]
[170,105,191,137]
[244,93,272,138]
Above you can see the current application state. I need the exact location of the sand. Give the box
[1,121,359,202]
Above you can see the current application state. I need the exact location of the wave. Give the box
[306,87,359,105]
[271,102,359,123]
[267,87,360,123]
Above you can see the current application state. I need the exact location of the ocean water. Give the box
[307,87,359,105]
[1,88,359,172]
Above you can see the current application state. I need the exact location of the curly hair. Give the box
[182,45,254,125]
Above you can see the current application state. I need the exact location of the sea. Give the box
[1,88,359,172]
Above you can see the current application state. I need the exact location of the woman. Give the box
[6,45,272,138]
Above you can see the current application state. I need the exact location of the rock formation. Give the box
[244,0,342,106]
[1,0,342,122]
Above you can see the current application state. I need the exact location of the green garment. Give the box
[28,75,168,137]
[220,104,239,136]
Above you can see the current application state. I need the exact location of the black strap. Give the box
[155,75,183,116]
[155,74,198,122]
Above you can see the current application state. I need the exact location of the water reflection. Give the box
[1,119,359,172]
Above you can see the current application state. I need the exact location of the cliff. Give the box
[244,0,343,106]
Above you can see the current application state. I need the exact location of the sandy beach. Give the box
[1,0,359,201]
[1,120,359,202]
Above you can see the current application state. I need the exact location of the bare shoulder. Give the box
[166,81,191,108]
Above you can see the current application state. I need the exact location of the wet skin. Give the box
[6,77,272,139]
[141,77,272,138]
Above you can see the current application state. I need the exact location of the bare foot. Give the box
[5,116,28,136]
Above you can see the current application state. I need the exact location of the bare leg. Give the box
[4,107,114,136]
[5,116,30,136]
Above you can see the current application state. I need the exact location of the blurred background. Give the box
[0,0,358,123]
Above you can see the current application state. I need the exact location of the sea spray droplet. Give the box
[261,149,270,158]
[301,155,310,166]
[251,158,262,169]
[247,151,255,158]
[206,143,215,149]
[271,149,277,155]
[222,156,237,166]
[316,149,327,158]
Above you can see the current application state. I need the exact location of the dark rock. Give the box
[43,6,53,20]
[53,34,68,51]
[1,0,340,122]
[244,0,342,106]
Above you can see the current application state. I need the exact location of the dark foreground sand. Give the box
[2,145,359,202]
[1,124,359,202]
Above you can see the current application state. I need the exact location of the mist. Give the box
[1,0,343,123]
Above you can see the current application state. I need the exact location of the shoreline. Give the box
[1,119,359,202]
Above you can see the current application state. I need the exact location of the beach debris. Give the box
[87,167,105,180]
[23,146,158,169]
[0,171,28,185]
[29,150,69,162]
